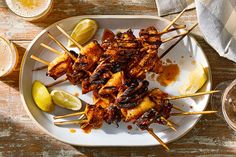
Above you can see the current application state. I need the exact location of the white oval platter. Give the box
[20,15,211,146]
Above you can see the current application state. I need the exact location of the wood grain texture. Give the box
[0,0,236,156]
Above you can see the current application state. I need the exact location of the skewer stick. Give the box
[146,128,169,151]
[54,119,87,126]
[158,25,186,35]
[162,8,187,32]
[30,55,50,66]
[161,117,177,131]
[80,123,89,129]
[172,105,185,112]
[162,32,188,43]
[54,111,85,119]
[47,32,77,61]
[160,22,198,59]
[167,119,179,127]
[56,25,83,50]
[40,43,62,55]
[173,24,186,29]
[46,77,68,88]
[171,111,217,116]
[164,90,220,100]
[32,65,48,71]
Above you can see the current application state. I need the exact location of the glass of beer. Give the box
[0,36,19,77]
[5,0,53,21]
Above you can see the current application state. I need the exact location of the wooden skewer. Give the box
[172,105,185,112]
[173,24,186,29]
[158,25,186,35]
[40,43,62,55]
[171,111,217,116]
[162,31,188,43]
[164,90,220,100]
[80,123,89,129]
[161,117,177,131]
[56,25,83,50]
[47,32,77,61]
[160,22,198,59]
[45,68,91,87]
[167,119,179,127]
[54,119,88,126]
[46,77,68,88]
[146,128,169,151]
[32,65,48,71]
[30,55,50,66]
[54,111,85,120]
[162,8,187,32]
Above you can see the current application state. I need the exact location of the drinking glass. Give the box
[0,36,19,77]
[211,79,236,131]
[5,0,54,21]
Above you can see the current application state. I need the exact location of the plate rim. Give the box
[19,15,212,147]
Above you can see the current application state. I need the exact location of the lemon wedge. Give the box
[50,90,82,111]
[68,19,98,47]
[32,80,54,112]
[179,63,207,95]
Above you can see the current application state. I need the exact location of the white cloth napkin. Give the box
[196,0,236,62]
[156,0,236,62]
[156,0,195,16]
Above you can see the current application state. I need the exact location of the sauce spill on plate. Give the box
[70,129,76,133]
[127,125,132,130]
[157,64,180,86]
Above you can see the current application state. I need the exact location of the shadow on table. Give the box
[0,115,84,157]
[73,145,169,157]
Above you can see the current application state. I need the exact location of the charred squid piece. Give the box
[135,108,161,130]
[89,62,113,84]
[120,88,169,122]
[81,60,113,94]
[139,26,162,50]
[102,28,115,43]
[151,58,163,74]
[81,58,124,94]
[129,52,159,78]
[135,101,173,130]
[66,66,90,85]
[128,27,164,78]
[98,71,124,99]
[47,53,73,80]
[101,29,141,62]
[73,40,104,71]
[116,29,138,47]
[116,80,149,108]
[80,105,105,132]
[104,105,122,126]
[134,89,173,129]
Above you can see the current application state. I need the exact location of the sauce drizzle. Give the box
[157,64,180,86]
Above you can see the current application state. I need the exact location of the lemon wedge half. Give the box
[50,90,82,111]
[179,63,207,95]
[32,80,54,112]
[68,19,98,47]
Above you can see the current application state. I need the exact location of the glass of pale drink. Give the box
[0,36,18,77]
[5,0,53,21]
[211,80,236,131]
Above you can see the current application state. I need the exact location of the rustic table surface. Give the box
[1,0,236,156]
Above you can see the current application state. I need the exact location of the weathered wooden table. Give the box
[1,0,236,156]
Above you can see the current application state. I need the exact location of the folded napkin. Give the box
[196,0,236,62]
[156,0,195,16]
[156,0,236,62]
